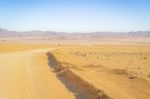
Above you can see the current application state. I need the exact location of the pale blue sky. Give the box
[0,0,150,32]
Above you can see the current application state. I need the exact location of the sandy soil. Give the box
[0,42,150,99]
[52,45,150,99]
[0,47,76,99]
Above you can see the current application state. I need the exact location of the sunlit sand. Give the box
[0,41,149,99]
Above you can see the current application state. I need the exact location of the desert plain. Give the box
[0,38,150,99]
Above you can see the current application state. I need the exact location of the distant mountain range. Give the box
[0,28,150,41]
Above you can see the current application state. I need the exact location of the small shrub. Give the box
[144,57,147,60]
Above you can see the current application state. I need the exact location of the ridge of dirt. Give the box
[47,52,112,99]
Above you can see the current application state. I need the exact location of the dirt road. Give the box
[0,49,76,99]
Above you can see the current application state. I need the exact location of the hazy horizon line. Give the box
[1,28,150,34]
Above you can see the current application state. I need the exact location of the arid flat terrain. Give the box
[0,43,77,99]
[51,45,150,99]
[0,42,150,99]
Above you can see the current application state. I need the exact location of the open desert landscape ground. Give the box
[1,0,150,99]
[0,41,150,99]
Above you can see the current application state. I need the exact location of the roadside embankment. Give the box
[47,52,112,99]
